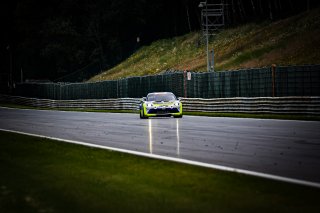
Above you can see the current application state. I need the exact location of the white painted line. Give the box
[1,128,320,189]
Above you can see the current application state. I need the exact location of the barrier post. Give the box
[184,71,187,98]
[272,64,276,97]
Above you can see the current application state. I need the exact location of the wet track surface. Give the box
[1,107,320,183]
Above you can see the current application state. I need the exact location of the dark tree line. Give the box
[0,0,318,83]
[225,0,317,24]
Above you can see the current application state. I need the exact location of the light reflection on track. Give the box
[148,119,153,154]
[148,118,181,156]
[176,119,180,157]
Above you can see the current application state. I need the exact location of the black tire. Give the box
[174,114,183,118]
[140,109,148,119]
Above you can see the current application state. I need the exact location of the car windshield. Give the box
[147,93,176,102]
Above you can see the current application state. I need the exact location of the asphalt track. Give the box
[1,107,320,185]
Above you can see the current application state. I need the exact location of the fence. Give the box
[1,95,319,115]
[12,65,320,100]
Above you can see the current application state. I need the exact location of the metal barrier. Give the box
[0,95,139,110]
[182,97,320,114]
[1,95,319,115]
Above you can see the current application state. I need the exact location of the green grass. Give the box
[88,7,320,81]
[0,131,320,213]
[183,111,320,121]
[216,45,276,70]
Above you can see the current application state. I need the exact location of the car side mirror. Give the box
[177,97,182,101]
[141,97,146,102]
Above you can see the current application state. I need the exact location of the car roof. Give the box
[147,92,173,96]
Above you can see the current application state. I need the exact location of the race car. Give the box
[139,92,183,119]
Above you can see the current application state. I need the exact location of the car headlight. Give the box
[147,103,153,108]
[174,101,180,106]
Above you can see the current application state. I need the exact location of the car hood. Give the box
[145,101,176,106]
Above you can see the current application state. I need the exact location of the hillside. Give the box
[89,8,320,82]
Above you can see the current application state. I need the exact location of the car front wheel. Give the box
[140,109,148,119]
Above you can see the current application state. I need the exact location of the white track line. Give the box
[1,128,320,189]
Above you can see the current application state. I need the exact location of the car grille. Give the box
[148,108,179,114]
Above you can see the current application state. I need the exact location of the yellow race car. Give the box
[139,92,183,119]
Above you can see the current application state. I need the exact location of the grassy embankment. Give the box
[0,130,320,212]
[89,8,320,82]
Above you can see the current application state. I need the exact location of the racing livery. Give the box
[139,92,183,119]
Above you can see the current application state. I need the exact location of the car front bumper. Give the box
[144,105,183,117]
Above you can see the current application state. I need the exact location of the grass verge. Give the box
[0,130,320,213]
[183,111,320,121]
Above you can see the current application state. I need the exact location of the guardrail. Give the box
[1,95,320,115]
[0,95,140,110]
[182,97,320,114]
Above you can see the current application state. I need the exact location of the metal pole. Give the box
[206,1,209,72]
[9,47,13,92]
[211,49,214,71]
[272,64,276,97]
[184,71,187,98]
[21,67,23,83]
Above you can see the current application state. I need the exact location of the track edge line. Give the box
[1,128,319,189]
